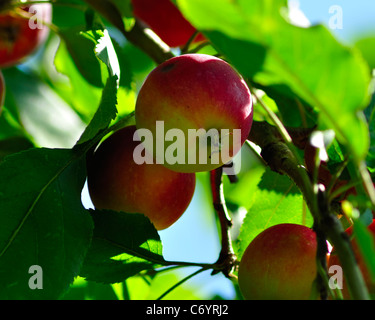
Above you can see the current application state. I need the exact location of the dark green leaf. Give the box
[353,219,375,283]
[0,148,93,299]
[52,1,87,29]
[0,136,34,161]
[365,88,375,172]
[76,75,118,145]
[59,26,106,88]
[80,210,165,284]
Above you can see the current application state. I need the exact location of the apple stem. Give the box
[210,167,237,278]
[313,218,329,299]
[120,20,175,64]
[180,30,200,54]
[188,41,211,54]
[83,0,175,65]
[156,267,207,300]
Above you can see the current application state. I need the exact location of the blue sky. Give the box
[298,0,375,43]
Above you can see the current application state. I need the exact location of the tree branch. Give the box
[83,0,174,64]
[120,20,175,64]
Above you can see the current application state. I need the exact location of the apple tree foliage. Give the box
[0,0,375,299]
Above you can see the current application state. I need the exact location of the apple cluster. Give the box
[87,53,253,230]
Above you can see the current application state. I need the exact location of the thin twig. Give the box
[156,267,207,300]
[180,30,200,54]
[210,167,236,277]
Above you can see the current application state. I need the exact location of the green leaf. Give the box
[63,277,119,300]
[108,0,132,18]
[52,1,87,29]
[223,147,265,209]
[94,29,121,81]
[0,107,26,141]
[80,210,166,284]
[353,219,375,284]
[59,26,107,88]
[126,268,203,300]
[0,148,93,299]
[82,0,127,33]
[108,0,135,31]
[76,75,118,145]
[178,0,371,161]
[256,84,318,128]
[355,36,375,70]
[365,86,375,172]
[236,167,313,259]
[53,39,103,123]
[0,136,34,162]
[0,107,34,161]
[2,68,86,148]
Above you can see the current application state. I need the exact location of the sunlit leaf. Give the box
[178,0,371,161]
[236,167,313,259]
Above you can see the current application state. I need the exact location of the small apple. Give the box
[135,53,253,173]
[238,223,317,300]
[131,0,204,48]
[87,125,196,230]
[0,2,52,68]
[327,220,375,299]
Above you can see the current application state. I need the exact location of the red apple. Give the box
[87,125,196,230]
[0,2,52,68]
[135,53,253,173]
[327,220,375,299]
[130,0,204,48]
[238,223,317,300]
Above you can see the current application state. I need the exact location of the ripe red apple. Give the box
[135,53,253,173]
[327,220,375,299]
[0,2,52,68]
[238,223,317,300]
[87,125,196,230]
[131,0,204,48]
